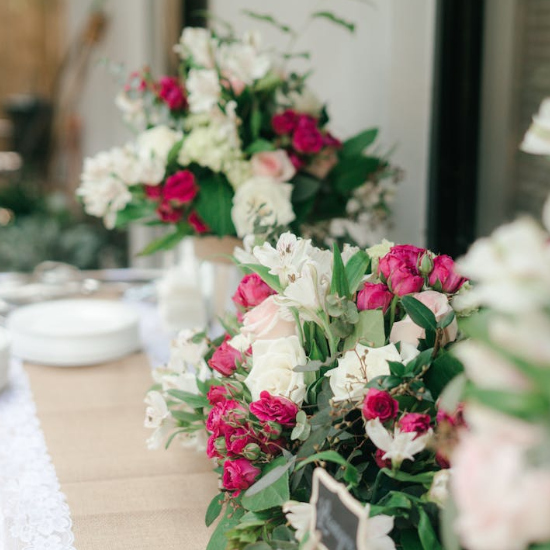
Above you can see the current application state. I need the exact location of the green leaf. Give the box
[115,201,156,228]
[330,244,350,298]
[138,227,188,255]
[332,156,381,193]
[245,139,276,154]
[344,250,370,294]
[170,410,202,423]
[205,494,224,527]
[418,507,443,550]
[400,529,423,550]
[437,309,456,330]
[342,128,378,157]
[250,104,262,139]
[240,263,283,293]
[381,468,435,486]
[291,174,321,202]
[167,389,209,409]
[166,138,184,167]
[401,296,438,331]
[241,457,291,512]
[206,502,244,550]
[241,10,296,35]
[423,351,464,400]
[243,543,272,550]
[295,450,359,486]
[344,309,385,351]
[194,174,236,236]
[311,11,356,33]
[164,429,187,449]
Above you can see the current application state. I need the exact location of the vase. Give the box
[192,236,242,334]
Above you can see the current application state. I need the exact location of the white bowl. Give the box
[7,300,141,366]
[0,328,10,390]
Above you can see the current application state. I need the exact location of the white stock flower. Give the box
[168,328,208,372]
[137,125,182,164]
[520,97,550,155]
[144,391,169,429]
[326,344,418,403]
[231,177,295,238]
[252,233,314,287]
[187,69,221,113]
[174,27,216,68]
[282,501,313,541]
[244,335,307,405]
[366,418,433,467]
[217,31,271,85]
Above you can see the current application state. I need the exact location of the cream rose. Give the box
[241,296,297,342]
[137,125,182,164]
[389,290,458,347]
[244,335,307,404]
[231,177,295,238]
[326,343,417,402]
[250,150,296,182]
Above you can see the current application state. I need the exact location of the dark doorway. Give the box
[183,0,208,28]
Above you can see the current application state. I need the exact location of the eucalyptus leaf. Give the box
[205,494,224,527]
[206,503,244,550]
[242,10,296,35]
[243,455,294,501]
[311,11,356,33]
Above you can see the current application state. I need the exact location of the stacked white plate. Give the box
[0,327,10,391]
[7,300,141,366]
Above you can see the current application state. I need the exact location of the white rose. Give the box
[390,290,458,347]
[137,125,182,164]
[244,335,307,405]
[326,343,416,402]
[231,177,296,237]
[520,97,550,155]
[175,27,216,68]
[187,69,221,114]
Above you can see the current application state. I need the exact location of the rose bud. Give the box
[208,341,242,377]
[249,391,299,427]
[388,264,424,296]
[243,443,261,461]
[214,436,227,455]
[418,252,434,276]
[225,426,252,456]
[222,458,261,493]
[428,255,466,294]
[157,200,183,223]
[357,283,393,314]
[188,211,209,234]
[362,388,399,422]
[232,274,276,310]
[163,170,198,204]
[399,412,431,434]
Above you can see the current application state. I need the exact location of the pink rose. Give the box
[362,388,399,422]
[232,273,275,310]
[163,170,198,204]
[188,211,209,234]
[357,283,393,314]
[288,152,306,171]
[389,290,458,347]
[222,458,261,493]
[225,425,254,457]
[206,399,245,435]
[157,200,183,223]
[249,391,299,426]
[208,340,242,377]
[207,385,232,405]
[292,117,324,154]
[250,150,296,182]
[428,255,466,293]
[158,76,187,111]
[399,412,431,434]
[145,184,162,200]
[258,434,285,457]
[374,448,392,469]
[272,110,299,135]
[378,245,426,296]
[241,296,297,342]
[206,434,223,459]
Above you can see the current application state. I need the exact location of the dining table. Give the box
[0,286,219,550]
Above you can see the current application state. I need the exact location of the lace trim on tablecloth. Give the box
[0,359,76,550]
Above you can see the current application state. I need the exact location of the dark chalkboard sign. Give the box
[310,469,371,550]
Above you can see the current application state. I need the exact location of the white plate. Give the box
[7,300,141,366]
[0,327,10,390]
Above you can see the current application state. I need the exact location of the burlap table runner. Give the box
[25,353,218,550]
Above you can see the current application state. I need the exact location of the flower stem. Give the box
[388,295,399,335]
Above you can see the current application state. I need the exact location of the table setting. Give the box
[1,5,550,550]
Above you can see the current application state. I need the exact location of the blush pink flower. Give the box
[357,283,393,314]
[249,391,299,426]
[158,76,187,111]
[250,150,296,182]
[232,274,275,310]
[272,109,299,135]
[399,412,431,435]
[208,341,242,377]
[362,388,399,422]
[241,296,297,342]
[222,458,261,494]
[163,170,198,204]
[428,254,466,294]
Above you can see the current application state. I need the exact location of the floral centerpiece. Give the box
[77,15,399,254]
[145,232,468,549]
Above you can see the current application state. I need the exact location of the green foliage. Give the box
[205,494,225,527]
[311,11,356,33]
[207,502,245,550]
[344,250,371,294]
[242,457,291,511]
[401,296,438,331]
[194,174,236,236]
[241,10,296,35]
[138,226,190,255]
[330,244,350,298]
[341,128,378,157]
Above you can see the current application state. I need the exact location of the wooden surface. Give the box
[25,352,218,550]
